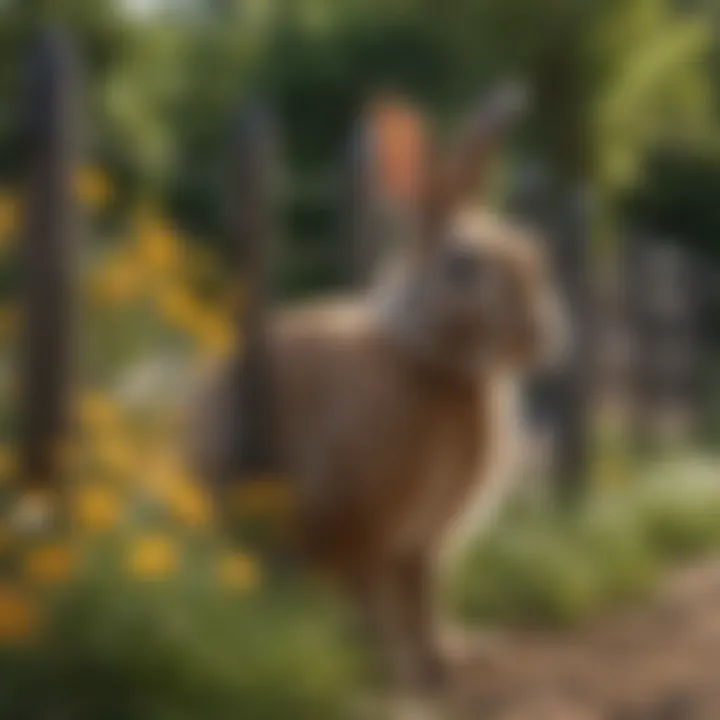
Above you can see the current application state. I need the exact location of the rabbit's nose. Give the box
[445,248,481,285]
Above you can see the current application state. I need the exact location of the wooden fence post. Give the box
[18,27,80,501]
[553,184,593,500]
[625,237,704,449]
[225,101,282,484]
[511,171,593,499]
[345,115,378,288]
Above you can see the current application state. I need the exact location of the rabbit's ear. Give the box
[439,81,528,214]
[366,94,432,212]
[363,94,451,250]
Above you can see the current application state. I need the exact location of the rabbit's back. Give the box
[269,297,494,565]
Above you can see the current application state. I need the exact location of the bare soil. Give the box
[396,559,720,719]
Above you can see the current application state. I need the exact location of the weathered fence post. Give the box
[226,101,282,484]
[345,116,377,288]
[553,184,593,500]
[512,170,593,500]
[625,237,704,449]
[18,27,80,500]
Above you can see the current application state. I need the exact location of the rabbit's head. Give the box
[369,84,567,376]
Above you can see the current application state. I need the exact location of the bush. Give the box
[632,457,720,560]
[0,191,370,720]
[451,520,602,627]
[451,455,720,628]
[0,530,365,720]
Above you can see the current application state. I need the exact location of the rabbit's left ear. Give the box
[439,81,528,214]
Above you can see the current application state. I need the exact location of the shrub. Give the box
[0,530,366,720]
[0,194,370,720]
[632,457,720,560]
[451,455,720,628]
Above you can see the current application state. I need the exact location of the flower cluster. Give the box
[0,389,264,644]
[0,168,236,356]
[0,168,265,646]
[86,206,235,358]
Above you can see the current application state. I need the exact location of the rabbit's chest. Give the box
[387,389,489,553]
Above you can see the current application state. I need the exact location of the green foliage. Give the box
[450,502,657,627]
[0,183,368,719]
[1,0,717,288]
[593,0,713,194]
[0,541,365,720]
[0,0,181,184]
[451,456,720,628]
[632,460,720,559]
[624,147,720,259]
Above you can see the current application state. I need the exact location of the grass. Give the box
[0,527,368,720]
[450,454,720,628]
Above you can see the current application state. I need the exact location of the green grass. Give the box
[450,455,720,628]
[0,543,367,720]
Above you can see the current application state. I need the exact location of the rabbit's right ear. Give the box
[438,81,528,215]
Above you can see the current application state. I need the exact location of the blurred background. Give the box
[0,1,719,718]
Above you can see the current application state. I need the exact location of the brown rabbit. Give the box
[188,84,566,688]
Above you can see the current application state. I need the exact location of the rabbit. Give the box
[187,84,567,689]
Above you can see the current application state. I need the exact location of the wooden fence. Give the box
[15,28,718,511]
[15,28,286,504]
[623,236,710,447]
[514,172,717,490]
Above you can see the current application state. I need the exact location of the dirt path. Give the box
[398,559,720,719]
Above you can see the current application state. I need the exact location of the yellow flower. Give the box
[137,223,177,274]
[219,551,261,592]
[196,313,234,357]
[0,585,40,642]
[74,485,122,531]
[87,260,142,306]
[229,477,295,518]
[75,166,112,208]
[185,245,220,287]
[25,543,74,584]
[94,433,136,477]
[0,445,17,482]
[166,482,213,528]
[156,285,234,355]
[78,392,122,431]
[157,285,203,331]
[151,457,177,489]
[0,192,20,242]
[128,535,178,579]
